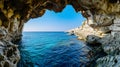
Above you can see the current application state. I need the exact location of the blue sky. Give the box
[23,5,85,31]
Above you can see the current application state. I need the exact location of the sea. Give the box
[17,32,91,67]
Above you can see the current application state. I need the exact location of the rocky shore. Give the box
[0,0,120,67]
[68,14,120,66]
[68,23,120,67]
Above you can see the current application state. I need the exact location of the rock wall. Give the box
[0,0,120,67]
[68,0,120,67]
[0,0,71,67]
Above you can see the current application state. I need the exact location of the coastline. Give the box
[67,19,120,66]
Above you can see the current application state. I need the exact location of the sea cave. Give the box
[0,0,120,67]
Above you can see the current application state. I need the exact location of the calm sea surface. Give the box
[18,32,91,67]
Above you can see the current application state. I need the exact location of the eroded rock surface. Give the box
[0,0,120,67]
[0,39,20,67]
[68,0,120,67]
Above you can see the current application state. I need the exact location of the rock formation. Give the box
[0,0,120,67]
[68,0,120,67]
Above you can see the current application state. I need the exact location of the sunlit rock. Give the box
[0,0,120,66]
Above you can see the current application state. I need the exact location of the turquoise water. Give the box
[18,32,91,67]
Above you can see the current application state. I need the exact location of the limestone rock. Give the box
[97,55,120,67]
[68,0,120,66]
[0,27,7,39]
[68,20,107,40]
[86,35,101,46]
[0,40,20,67]
[100,33,120,55]
[85,33,120,66]
[0,0,120,67]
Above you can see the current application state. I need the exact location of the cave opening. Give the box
[23,5,85,32]
[18,5,88,67]
[1,0,120,67]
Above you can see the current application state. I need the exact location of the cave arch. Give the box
[0,0,91,42]
[0,0,119,42]
[0,0,120,67]
[23,5,85,32]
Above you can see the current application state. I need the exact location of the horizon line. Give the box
[23,31,66,32]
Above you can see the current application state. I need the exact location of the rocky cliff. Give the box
[68,0,120,67]
[0,0,120,67]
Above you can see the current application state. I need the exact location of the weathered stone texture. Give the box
[68,0,120,67]
[0,0,120,67]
